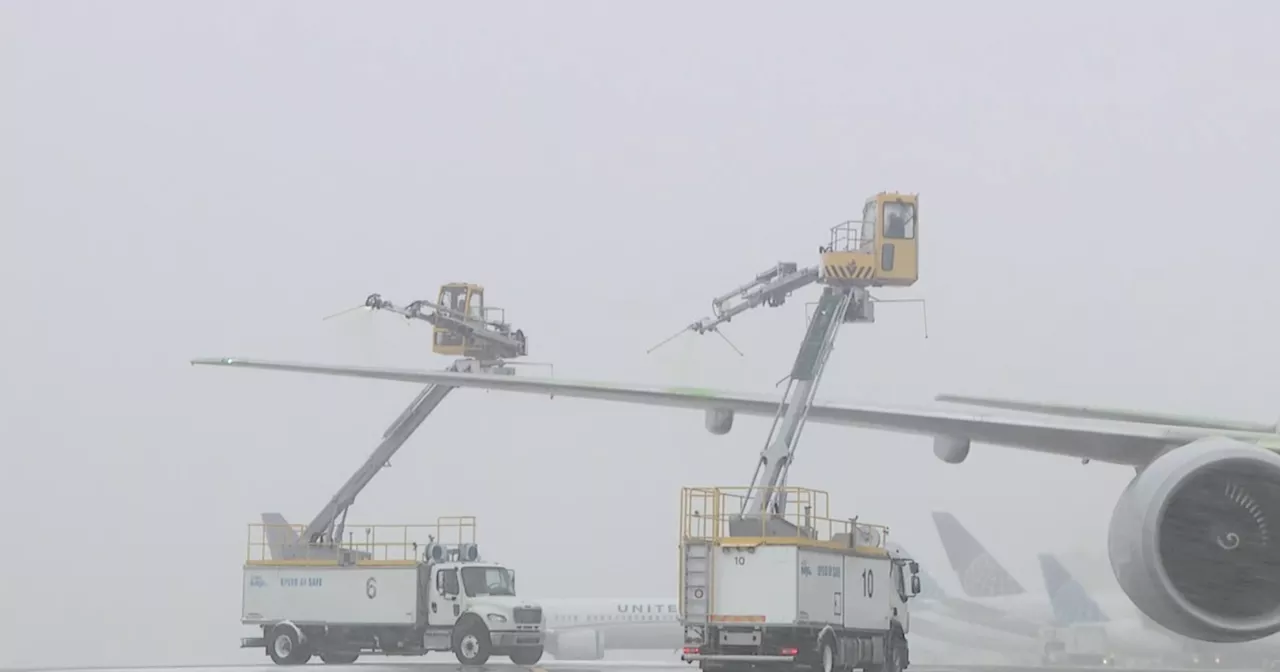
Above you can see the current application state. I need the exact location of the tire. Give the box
[268,624,310,666]
[509,646,544,666]
[319,652,360,664]
[819,638,836,672]
[881,635,904,672]
[452,620,493,666]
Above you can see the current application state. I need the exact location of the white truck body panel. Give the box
[243,565,420,626]
[711,546,895,630]
[713,546,798,624]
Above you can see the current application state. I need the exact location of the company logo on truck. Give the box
[249,575,266,588]
[800,560,841,578]
[280,576,323,588]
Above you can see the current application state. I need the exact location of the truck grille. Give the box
[514,606,542,624]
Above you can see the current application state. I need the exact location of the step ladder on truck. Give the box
[668,193,926,672]
[241,517,545,666]
[218,283,544,665]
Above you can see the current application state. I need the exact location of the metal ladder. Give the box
[681,539,713,641]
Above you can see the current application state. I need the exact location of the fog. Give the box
[2,1,1278,667]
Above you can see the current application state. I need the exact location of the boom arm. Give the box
[302,382,453,544]
[742,285,862,516]
[363,293,525,355]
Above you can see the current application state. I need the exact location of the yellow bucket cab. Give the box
[663,193,923,672]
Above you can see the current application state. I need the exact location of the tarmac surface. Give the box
[1,661,1265,672]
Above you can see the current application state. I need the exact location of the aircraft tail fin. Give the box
[932,511,1025,598]
[1038,553,1109,625]
[261,513,301,560]
[935,394,1277,434]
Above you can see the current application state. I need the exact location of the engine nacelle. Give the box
[1108,436,1280,643]
[548,628,605,660]
[705,408,734,435]
[933,435,970,464]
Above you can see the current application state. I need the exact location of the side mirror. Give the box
[911,575,921,596]
[909,561,919,575]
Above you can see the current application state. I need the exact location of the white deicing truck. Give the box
[240,516,544,665]
[661,194,925,671]
[679,487,921,672]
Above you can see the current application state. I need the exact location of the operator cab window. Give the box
[860,201,877,251]
[441,568,460,595]
[883,201,916,240]
[462,566,516,597]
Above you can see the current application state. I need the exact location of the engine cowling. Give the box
[548,629,605,660]
[1108,436,1280,643]
[933,435,971,464]
[705,408,734,435]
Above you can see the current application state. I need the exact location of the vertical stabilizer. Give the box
[1038,553,1109,625]
[932,512,1025,598]
[261,513,301,560]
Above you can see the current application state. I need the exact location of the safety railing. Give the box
[825,220,876,254]
[245,515,477,566]
[680,486,890,554]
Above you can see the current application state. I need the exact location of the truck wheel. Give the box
[319,652,359,664]
[267,624,310,665]
[509,646,544,666]
[819,638,835,672]
[452,621,493,666]
[880,636,904,672]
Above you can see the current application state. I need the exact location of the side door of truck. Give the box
[428,567,463,628]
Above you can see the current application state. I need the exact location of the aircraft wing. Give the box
[190,357,1262,467]
[935,393,1278,434]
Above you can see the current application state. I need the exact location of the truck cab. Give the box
[424,558,544,665]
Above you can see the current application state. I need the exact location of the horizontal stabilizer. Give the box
[935,394,1277,434]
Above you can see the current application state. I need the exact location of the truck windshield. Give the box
[461,566,516,597]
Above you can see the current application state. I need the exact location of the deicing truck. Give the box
[240,516,544,666]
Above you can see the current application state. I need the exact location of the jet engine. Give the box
[705,408,734,435]
[1108,436,1280,643]
[547,629,605,660]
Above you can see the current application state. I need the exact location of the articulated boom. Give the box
[286,283,530,557]
[663,193,920,535]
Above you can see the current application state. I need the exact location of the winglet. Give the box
[935,393,1278,434]
[932,512,1025,597]
[1039,553,1109,625]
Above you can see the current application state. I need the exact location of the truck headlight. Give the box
[487,613,508,623]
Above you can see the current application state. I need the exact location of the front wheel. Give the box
[453,622,493,666]
[509,646,544,666]
[879,636,905,672]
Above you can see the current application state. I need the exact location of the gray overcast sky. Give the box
[2,1,1278,667]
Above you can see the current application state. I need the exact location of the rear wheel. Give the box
[819,638,835,672]
[267,625,311,666]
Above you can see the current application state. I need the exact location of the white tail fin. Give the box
[260,513,300,560]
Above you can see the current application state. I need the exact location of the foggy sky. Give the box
[3,1,1279,667]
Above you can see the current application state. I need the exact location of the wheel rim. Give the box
[823,644,833,672]
[461,634,480,658]
[274,634,293,658]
